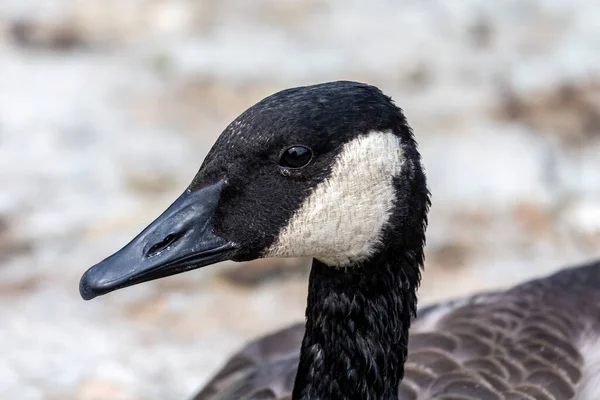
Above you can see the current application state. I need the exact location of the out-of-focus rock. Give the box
[468,14,494,49]
[429,242,473,271]
[0,216,32,264]
[219,258,311,287]
[124,170,179,196]
[511,201,555,238]
[9,19,84,50]
[0,276,40,297]
[497,81,600,146]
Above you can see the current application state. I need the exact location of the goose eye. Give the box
[279,146,312,168]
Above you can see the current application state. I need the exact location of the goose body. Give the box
[195,260,600,400]
[78,81,600,400]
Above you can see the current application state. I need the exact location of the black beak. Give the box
[79,181,237,300]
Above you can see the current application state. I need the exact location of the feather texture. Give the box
[193,260,600,400]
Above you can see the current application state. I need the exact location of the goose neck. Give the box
[292,252,420,400]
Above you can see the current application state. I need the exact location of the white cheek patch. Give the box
[264,130,405,266]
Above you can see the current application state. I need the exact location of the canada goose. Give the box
[79,81,600,400]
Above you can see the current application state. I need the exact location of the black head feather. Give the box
[189,81,425,265]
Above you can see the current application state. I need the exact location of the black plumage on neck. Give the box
[293,235,426,400]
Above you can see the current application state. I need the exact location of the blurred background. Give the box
[1,0,599,399]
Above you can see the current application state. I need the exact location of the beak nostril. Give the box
[147,233,180,258]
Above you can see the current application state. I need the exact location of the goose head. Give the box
[79,81,428,300]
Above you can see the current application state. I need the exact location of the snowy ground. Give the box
[1,1,600,399]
